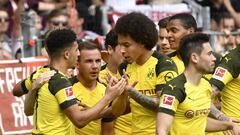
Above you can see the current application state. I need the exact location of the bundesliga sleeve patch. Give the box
[64,86,75,100]
[159,94,175,110]
[212,67,227,81]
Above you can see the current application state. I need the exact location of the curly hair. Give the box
[115,12,158,50]
[45,28,76,57]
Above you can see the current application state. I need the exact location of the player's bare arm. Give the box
[128,87,159,112]
[156,113,174,135]
[64,77,126,128]
[12,79,26,97]
[206,117,240,134]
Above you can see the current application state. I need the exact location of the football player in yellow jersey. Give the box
[165,13,231,123]
[16,28,127,135]
[157,17,175,55]
[70,41,114,135]
[210,45,240,134]
[166,13,197,74]
[157,33,240,135]
[112,12,178,135]
[99,29,132,135]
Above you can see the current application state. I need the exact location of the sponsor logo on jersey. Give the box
[160,94,175,110]
[212,67,227,81]
[185,108,210,118]
[64,86,75,100]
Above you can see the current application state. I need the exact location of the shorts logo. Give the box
[64,86,75,100]
[213,67,227,81]
[160,94,175,109]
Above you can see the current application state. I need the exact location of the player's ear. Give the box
[191,52,199,64]
[64,49,70,59]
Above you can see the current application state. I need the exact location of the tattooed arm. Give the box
[128,88,159,112]
[210,85,231,122]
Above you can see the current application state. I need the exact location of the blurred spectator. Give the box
[44,9,69,31]
[219,12,236,31]
[223,0,240,28]
[0,7,13,60]
[215,12,237,55]
[88,0,109,35]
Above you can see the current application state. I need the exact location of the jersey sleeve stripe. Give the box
[158,107,175,116]
[210,78,225,91]
[60,98,77,110]
[21,79,29,94]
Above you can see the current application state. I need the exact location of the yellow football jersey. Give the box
[99,65,132,135]
[168,51,184,74]
[119,51,178,135]
[30,66,77,135]
[70,76,106,135]
[210,47,240,124]
[159,74,212,135]
[21,65,50,93]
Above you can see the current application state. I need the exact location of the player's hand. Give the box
[230,118,240,123]
[106,72,118,86]
[231,123,240,135]
[122,69,138,93]
[105,77,127,100]
[32,70,56,91]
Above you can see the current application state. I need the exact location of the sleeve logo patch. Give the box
[212,67,227,81]
[160,94,175,109]
[64,86,75,100]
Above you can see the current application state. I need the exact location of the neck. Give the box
[77,75,97,90]
[107,59,118,74]
[136,50,153,65]
[49,58,68,75]
[184,65,202,86]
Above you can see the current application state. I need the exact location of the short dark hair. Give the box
[77,41,101,61]
[45,28,77,57]
[105,29,118,50]
[179,33,209,66]
[169,13,197,32]
[115,12,158,50]
[158,17,170,29]
[78,41,101,52]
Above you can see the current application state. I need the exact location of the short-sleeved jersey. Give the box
[168,51,184,74]
[119,51,178,135]
[21,65,51,93]
[31,67,77,135]
[99,65,132,135]
[70,76,106,135]
[158,74,212,135]
[210,47,240,122]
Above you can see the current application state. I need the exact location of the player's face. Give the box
[110,45,124,66]
[196,42,216,73]
[78,49,101,82]
[118,35,144,63]
[68,42,80,69]
[158,28,173,55]
[167,19,192,51]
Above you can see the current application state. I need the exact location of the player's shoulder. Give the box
[152,51,177,75]
[48,71,72,95]
[167,74,186,90]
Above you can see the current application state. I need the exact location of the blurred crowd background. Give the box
[0,0,239,60]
